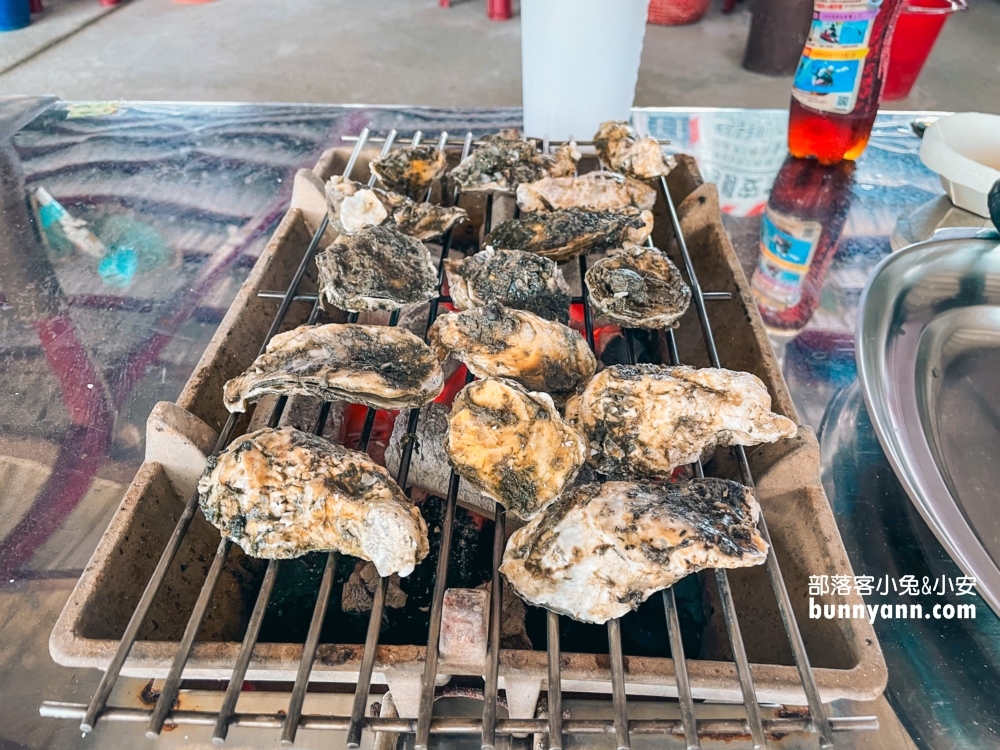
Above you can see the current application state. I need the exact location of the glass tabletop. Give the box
[0,100,995,750]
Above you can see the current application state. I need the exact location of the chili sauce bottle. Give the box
[787,0,906,164]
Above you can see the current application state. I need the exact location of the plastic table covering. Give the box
[0,99,995,750]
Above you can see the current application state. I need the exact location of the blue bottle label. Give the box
[752,209,822,309]
[791,0,883,115]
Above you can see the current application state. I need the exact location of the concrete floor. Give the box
[0,0,997,112]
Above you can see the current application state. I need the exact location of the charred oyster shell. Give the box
[223,323,444,413]
[450,133,579,194]
[317,225,438,312]
[370,145,448,200]
[484,207,653,262]
[428,302,596,400]
[444,247,571,323]
[500,478,768,623]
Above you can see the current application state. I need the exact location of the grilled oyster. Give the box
[444,247,571,323]
[446,378,586,520]
[198,427,429,576]
[429,302,596,400]
[565,364,797,478]
[450,132,579,193]
[369,145,448,200]
[593,120,672,179]
[391,199,467,240]
[223,323,444,413]
[325,175,466,240]
[585,245,691,329]
[317,226,438,312]
[484,207,653,262]
[516,171,657,213]
[500,478,768,623]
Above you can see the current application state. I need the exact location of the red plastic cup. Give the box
[883,0,966,101]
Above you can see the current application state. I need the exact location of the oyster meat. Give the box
[593,120,673,180]
[444,247,571,323]
[446,377,586,520]
[500,478,768,623]
[565,364,798,477]
[450,132,579,193]
[223,323,444,413]
[370,145,448,200]
[198,427,429,576]
[325,175,466,240]
[317,225,438,312]
[585,245,691,329]
[429,302,597,400]
[484,207,653,262]
[516,171,657,213]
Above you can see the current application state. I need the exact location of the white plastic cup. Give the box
[521,0,651,142]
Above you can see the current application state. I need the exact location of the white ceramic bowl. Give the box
[919,112,1000,218]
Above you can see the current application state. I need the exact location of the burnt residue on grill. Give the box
[139,679,179,711]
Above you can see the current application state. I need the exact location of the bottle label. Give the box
[791,0,883,115]
[752,209,822,309]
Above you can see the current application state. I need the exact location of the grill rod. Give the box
[345,130,475,750]
[278,129,403,746]
[76,126,372,736]
[657,175,836,749]
[481,503,507,750]
[414,186,495,750]
[148,302,329,739]
[482,183,517,750]
[151,126,397,739]
[630,207,768,748]
[342,134,671,147]
[621,326,701,750]
[211,125,406,741]
[42,703,881,736]
[255,291,732,303]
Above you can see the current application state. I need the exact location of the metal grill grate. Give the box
[41,129,878,749]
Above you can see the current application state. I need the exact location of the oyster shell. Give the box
[446,377,586,520]
[450,132,579,193]
[325,175,467,240]
[317,225,438,312]
[223,323,444,413]
[444,247,571,323]
[500,478,767,623]
[370,145,448,200]
[198,427,429,576]
[585,245,691,329]
[516,171,657,213]
[484,207,653,262]
[593,120,673,179]
[429,302,596,400]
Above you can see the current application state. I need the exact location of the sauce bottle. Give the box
[751,156,855,337]
[787,0,906,164]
